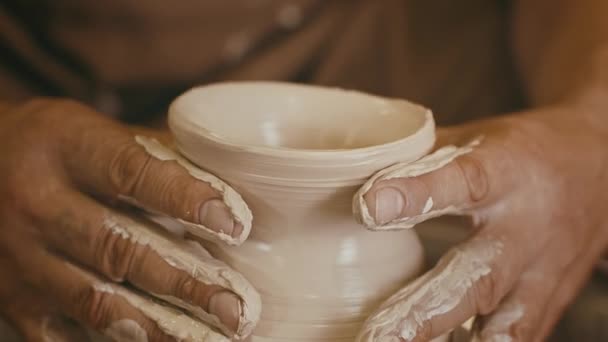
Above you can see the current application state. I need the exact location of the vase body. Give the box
[210,175,424,341]
[169,82,436,341]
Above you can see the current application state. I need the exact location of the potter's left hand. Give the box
[356,99,608,341]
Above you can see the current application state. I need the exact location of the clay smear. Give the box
[104,319,149,342]
[356,238,503,342]
[134,136,253,246]
[102,213,261,339]
[472,302,524,342]
[353,138,482,230]
[94,283,229,342]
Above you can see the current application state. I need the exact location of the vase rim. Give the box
[168,81,435,162]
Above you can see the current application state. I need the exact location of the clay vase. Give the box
[168,82,435,341]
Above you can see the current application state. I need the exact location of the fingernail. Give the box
[199,199,239,237]
[372,187,405,224]
[208,291,241,333]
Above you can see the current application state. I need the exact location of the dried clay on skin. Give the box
[103,214,261,339]
[134,136,253,246]
[353,138,482,230]
[94,283,229,342]
[104,319,149,342]
[472,302,524,342]
[356,238,503,342]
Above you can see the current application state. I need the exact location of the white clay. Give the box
[166,82,437,341]
[104,319,149,342]
[478,335,514,342]
[102,213,261,339]
[353,138,482,230]
[422,197,434,214]
[135,135,253,246]
[356,238,503,342]
[471,302,524,342]
[94,283,229,342]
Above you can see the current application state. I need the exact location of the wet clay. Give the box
[94,282,229,342]
[104,319,148,342]
[471,302,524,342]
[134,136,253,247]
[353,138,482,231]
[166,82,436,340]
[357,238,503,341]
[102,212,261,340]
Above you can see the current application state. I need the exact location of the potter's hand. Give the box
[0,99,259,341]
[355,101,608,341]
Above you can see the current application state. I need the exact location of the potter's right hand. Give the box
[353,102,608,341]
[0,99,259,341]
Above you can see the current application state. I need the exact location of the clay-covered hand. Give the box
[355,100,608,341]
[0,99,260,341]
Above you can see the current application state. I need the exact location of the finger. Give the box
[355,122,525,230]
[4,239,229,342]
[356,230,528,342]
[57,103,250,244]
[38,188,260,339]
[0,259,89,342]
[360,137,517,229]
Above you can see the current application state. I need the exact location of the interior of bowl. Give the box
[169,82,429,151]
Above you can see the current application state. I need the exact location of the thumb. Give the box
[354,128,515,230]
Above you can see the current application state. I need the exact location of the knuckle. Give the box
[76,286,114,329]
[157,171,198,216]
[172,276,199,302]
[94,227,141,282]
[108,142,152,196]
[455,154,490,203]
[4,173,61,220]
